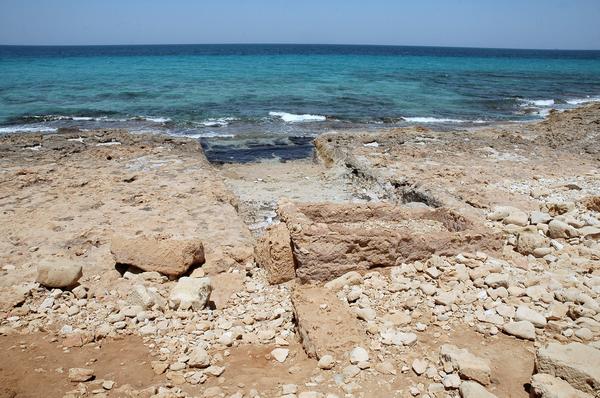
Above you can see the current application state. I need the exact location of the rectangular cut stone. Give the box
[111,236,204,277]
[291,285,366,359]
[278,200,502,282]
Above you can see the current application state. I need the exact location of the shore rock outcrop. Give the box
[111,236,205,277]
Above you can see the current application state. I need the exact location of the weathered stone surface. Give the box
[111,236,204,277]
[516,227,549,256]
[291,285,366,359]
[536,342,600,396]
[530,373,592,398]
[168,277,211,310]
[254,223,296,284]
[36,260,82,289]
[459,381,498,398]
[503,321,536,340]
[278,200,502,282]
[440,344,491,385]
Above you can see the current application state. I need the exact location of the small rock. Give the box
[168,277,211,310]
[318,355,335,370]
[271,348,289,363]
[349,347,369,364]
[188,347,211,368]
[412,358,427,375]
[68,368,94,382]
[442,373,461,389]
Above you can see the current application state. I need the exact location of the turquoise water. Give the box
[1,44,600,160]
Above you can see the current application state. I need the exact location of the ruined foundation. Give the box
[277,200,503,282]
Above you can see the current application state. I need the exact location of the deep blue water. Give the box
[1,44,600,161]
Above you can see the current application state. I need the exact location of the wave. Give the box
[197,117,237,127]
[269,111,326,123]
[566,96,600,105]
[0,125,57,133]
[182,131,236,138]
[403,117,467,123]
[520,99,555,107]
[131,116,172,123]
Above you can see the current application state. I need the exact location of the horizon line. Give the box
[1,42,599,52]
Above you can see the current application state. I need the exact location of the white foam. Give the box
[269,111,326,123]
[566,96,600,105]
[0,126,57,133]
[198,117,237,127]
[403,117,466,123]
[140,116,171,123]
[185,131,235,138]
[521,99,555,107]
[96,141,121,146]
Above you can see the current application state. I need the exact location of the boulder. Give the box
[440,344,491,385]
[111,236,204,277]
[548,220,579,239]
[516,227,550,256]
[36,260,82,289]
[291,285,366,359]
[503,321,536,340]
[254,223,296,284]
[530,373,592,398]
[168,277,211,310]
[459,381,498,398]
[530,211,552,225]
[535,342,600,396]
[188,347,211,368]
[516,305,547,328]
[127,284,155,309]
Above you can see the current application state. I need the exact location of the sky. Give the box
[1,0,599,50]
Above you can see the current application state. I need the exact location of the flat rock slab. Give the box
[279,200,502,282]
[254,222,296,284]
[440,344,491,386]
[530,373,593,398]
[536,342,600,396]
[291,285,366,359]
[111,237,205,277]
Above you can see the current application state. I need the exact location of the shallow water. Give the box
[1,44,600,161]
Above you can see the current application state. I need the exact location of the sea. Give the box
[1,44,600,162]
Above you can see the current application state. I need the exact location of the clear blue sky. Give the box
[1,0,599,49]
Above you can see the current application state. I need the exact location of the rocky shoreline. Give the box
[1,104,599,398]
